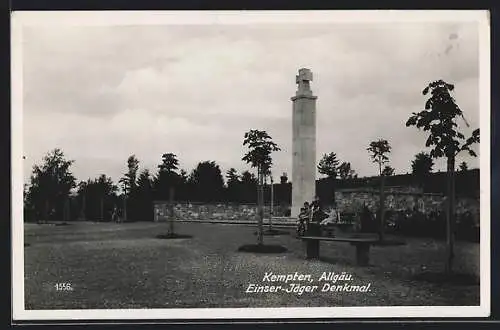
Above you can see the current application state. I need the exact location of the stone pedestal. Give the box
[291,68,317,217]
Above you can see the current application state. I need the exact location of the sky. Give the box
[20,16,482,186]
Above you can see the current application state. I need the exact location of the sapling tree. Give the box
[119,155,139,222]
[242,129,281,245]
[367,139,392,241]
[406,79,480,274]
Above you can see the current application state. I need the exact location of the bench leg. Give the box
[355,243,370,266]
[306,240,320,259]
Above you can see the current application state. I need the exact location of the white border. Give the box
[11,10,491,321]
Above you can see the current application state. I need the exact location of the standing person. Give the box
[111,205,118,223]
[311,196,327,223]
[309,196,325,236]
[310,196,320,214]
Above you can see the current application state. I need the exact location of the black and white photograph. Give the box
[11,10,490,320]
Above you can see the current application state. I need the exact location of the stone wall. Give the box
[334,188,480,218]
[153,186,479,225]
[153,202,291,223]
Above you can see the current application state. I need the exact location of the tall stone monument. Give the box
[291,68,317,217]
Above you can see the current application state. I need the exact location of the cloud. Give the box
[21,21,481,184]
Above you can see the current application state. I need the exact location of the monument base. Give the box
[291,206,301,218]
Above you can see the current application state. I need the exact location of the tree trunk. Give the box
[378,175,386,241]
[169,187,175,235]
[257,166,264,245]
[445,156,456,275]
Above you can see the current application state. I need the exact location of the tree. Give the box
[189,161,225,202]
[179,169,189,182]
[338,162,357,180]
[318,152,340,203]
[119,155,140,221]
[158,153,179,173]
[226,168,240,186]
[154,153,180,201]
[96,175,118,221]
[26,149,76,223]
[177,168,189,201]
[367,139,392,241]
[411,152,435,187]
[382,165,395,176]
[239,170,258,202]
[151,154,181,234]
[226,168,240,202]
[406,79,480,274]
[241,170,258,184]
[136,169,154,221]
[119,155,139,195]
[459,161,468,172]
[367,140,392,176]
[137,169,152,190]
[242,129,281,245]
[317,152,340,178]
[76,174,118,221]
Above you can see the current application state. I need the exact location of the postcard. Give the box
[11,10,491,321]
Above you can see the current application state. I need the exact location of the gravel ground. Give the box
[23,221,480,309]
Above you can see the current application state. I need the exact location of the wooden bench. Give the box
[301,236,380,266]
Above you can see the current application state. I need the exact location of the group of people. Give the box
[296,196,340,236]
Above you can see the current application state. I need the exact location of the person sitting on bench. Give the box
[320,202,340,226]
[297,206,309,236]
[311,196,328,223]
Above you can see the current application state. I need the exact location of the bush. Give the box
[387,209,478,243]
[456,212,479,243]
[359,207,378,233]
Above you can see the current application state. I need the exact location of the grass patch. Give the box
[237,244,288,253]
[156,233,193,239]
